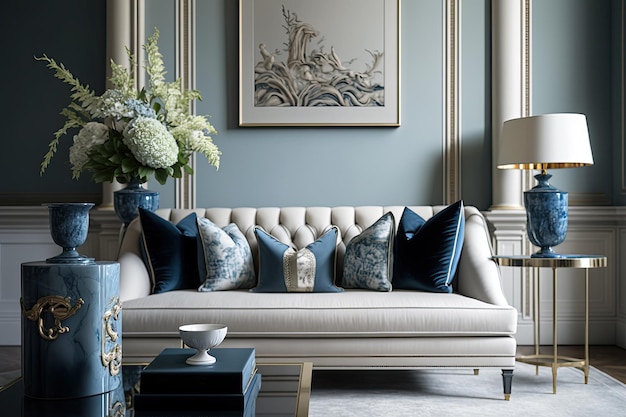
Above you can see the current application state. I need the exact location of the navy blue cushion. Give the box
[342,212,395,291]
[139,208,200,294]
[252,226,343,293]
[393,201,465,293]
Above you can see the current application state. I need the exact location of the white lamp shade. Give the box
[497,113,594,170]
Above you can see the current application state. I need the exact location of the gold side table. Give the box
[493,255,607,394]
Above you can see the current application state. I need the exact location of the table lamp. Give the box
[497,113,594,258]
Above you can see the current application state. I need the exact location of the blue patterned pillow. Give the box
[393,201,465,293]
[196,218,256,291]
[342,212,395,291]
[252,226,343,293]
[138,208,200,294]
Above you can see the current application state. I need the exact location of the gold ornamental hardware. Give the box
[102,298,122,376]
[104,299,122,342]
[109,401,125,417]
[21,296,84,341]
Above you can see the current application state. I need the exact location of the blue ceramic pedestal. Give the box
[524,173,568,258]
[21,261,121,399]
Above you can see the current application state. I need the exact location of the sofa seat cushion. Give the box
[122,289,517,338]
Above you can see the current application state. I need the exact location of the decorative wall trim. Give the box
[444,0,460,204]
[521,0,534,194]
[490,0,527,210]
[175,0,196,210]
[133,0,146,94]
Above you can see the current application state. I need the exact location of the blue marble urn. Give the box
[21,261,121,399]
[113,179,159,227]
[44,202,95,264]
[524,173,568,258]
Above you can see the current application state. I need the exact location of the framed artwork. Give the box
[239,0,400,126]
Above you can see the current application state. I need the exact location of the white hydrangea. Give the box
[69,122,110,178]
[123,116,178,169]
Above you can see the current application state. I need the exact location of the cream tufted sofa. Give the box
[117,205,518,399]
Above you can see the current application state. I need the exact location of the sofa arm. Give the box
[118,217,151,302]
[456,209,509,306]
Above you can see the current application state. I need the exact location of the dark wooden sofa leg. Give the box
[502,369,513,400]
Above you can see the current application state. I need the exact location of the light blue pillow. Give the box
[342,212,395,291]
[393,200,465,293]
[252,226,343,293]
[196,217,256,291]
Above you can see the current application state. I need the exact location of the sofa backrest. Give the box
[118,205,507,305]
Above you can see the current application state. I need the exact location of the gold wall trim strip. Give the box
[522,0,534,195]
[444,0,460,204]
[175,0,196,210]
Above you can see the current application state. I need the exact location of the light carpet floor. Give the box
[308,362,626,417]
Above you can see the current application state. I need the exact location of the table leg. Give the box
[534,267,540,375]
[584,268,589,384]
[552,266,558,394]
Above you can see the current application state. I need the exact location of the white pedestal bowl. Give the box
[178,324,228,365]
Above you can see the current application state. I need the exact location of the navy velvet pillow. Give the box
[393,200,465,293]
[139,208,201,294]
[252,226,343,293]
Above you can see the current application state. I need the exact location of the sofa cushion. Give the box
[139,208,200,294]
[393,201,465,293]
[342,212,395,291]
[196,217,256,292]
[121,289,517,337]
[252,226,343,293]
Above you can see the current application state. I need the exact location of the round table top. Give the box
[492,255,607,269]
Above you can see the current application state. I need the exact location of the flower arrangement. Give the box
[37,28,220,185]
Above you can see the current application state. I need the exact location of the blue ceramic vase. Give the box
[45,202,95,264]
[113,179,159,227]
[524,173,568,258]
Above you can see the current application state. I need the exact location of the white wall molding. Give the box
[490,0,529,210]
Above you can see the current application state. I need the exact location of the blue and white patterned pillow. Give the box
[196,217,256,291]
[252,226,343,293]
[342,212,395,291]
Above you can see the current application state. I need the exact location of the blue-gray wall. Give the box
[3,0,622,210]
[533,0,614,204]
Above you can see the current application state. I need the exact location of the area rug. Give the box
[309,362,626,416]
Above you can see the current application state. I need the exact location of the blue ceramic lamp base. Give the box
[524,173,568,258]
